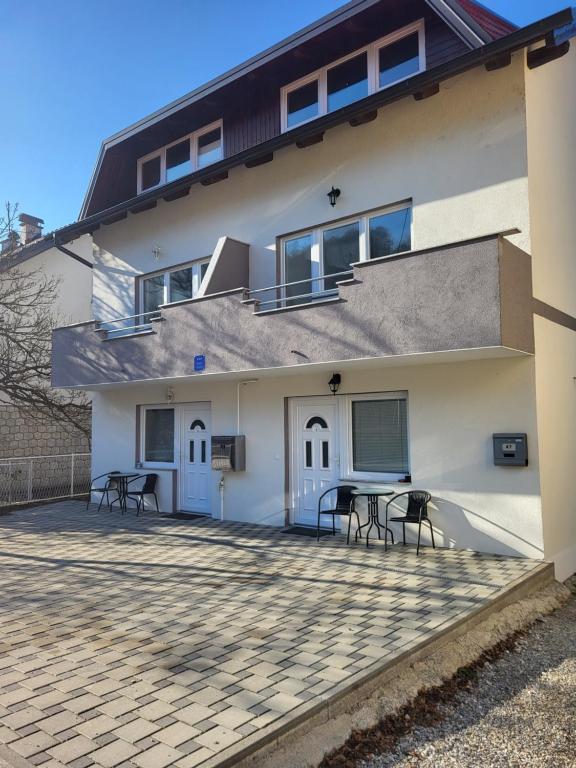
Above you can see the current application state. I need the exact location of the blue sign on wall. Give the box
[194,355,206,372]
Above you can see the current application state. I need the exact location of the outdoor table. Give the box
[108,472,139,514]
[351,486,395,549]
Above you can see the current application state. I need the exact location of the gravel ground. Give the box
[363,594,576,768]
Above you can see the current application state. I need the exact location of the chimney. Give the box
[18,213,44,245]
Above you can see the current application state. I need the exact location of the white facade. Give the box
[60,17,576,580]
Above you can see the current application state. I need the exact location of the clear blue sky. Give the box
[0,0,568,232]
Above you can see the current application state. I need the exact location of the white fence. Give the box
[0,453,91,508]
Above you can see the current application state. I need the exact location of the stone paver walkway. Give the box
[0,502,542,768]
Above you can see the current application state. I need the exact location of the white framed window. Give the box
[341,392,410,481]
[142,405,176,466]
[281,202,412,301]
[281,20,425,131]
[137,120,223,193]
[140,259,211,315]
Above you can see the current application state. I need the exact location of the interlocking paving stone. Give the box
[0,501,543,768]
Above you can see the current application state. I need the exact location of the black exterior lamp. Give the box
[327,186,341,207]
[328,373,341,395]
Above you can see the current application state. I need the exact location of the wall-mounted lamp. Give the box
[153,246,162,261]
[166,387,175,403]
[327,186,341,207]
[328,373,341,395]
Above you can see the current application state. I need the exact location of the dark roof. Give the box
[69,3,572,234]
[79,0,504,219]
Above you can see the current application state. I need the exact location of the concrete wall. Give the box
[90,57,530,320]
[525,45,576,580]
[91,355,543,560]
[16,235,93,325]
[0,404,90,460]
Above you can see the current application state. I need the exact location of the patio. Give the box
[0,502,549,768]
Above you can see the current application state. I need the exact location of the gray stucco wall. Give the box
[52,235,533,388]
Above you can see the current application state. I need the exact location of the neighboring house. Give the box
[51,0,576,579]
[0,214,93,459]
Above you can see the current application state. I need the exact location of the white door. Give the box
[292,399,340,527]
[180,407,211,514]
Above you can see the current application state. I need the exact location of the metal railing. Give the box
[242,270,353,312]
[94,311,162,340]
[0,453,91,508]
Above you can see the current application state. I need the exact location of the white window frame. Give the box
[281,20,425,132]
[280,200,413,292]
[139,258,211,312]
[141,404,178,468]
[340,391,410,482]
[137,120,223,193]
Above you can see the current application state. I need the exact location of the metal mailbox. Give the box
[211,435,246,472]
[493,433,528,466]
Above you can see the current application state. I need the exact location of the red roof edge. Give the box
[456,0,517,40]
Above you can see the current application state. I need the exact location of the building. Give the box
[0,215,93,459]
[51,0,576,579]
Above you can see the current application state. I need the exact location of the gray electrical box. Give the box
[493,434,528,466]
[211,436,246,472]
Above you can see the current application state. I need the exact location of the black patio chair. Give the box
[87,471,121,511]
[386,490,434,556]
[126,474,159,516]
[317,485,359,543]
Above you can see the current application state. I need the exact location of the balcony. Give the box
[52,233,534,389]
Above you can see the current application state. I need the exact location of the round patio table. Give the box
[108,472,139,515]
[352,486,395,549]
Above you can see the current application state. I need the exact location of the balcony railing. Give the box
[52,234,535,389]
[94,311,163,340]
[242,270,354,312]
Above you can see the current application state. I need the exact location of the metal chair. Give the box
[126,474,159,516]
[317,485,359,543]
[386,490,434,556]
[87,471,121,511]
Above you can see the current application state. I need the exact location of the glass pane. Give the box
[323,222,359,290]
[305,441,312,468]
[166,139,191,182]
[169,267,193,303]
[287,81,319,128]
[284,234,313,301]
[369,207,412,259]
[198,127,222,168]
[141,156,161,190]
[379,33,420,88]
[201,440,206,464]
[352,399,408,473]
[200,261,209,282]
[143,274,165,314]
[189,440,194,463]
[145,409,174,463]
[322,441,329,469]
[327,52,368,112]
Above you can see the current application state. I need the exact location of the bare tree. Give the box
[0,202,91,440]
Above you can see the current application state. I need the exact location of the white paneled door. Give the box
[292,399,340,527]
[180,407,211,514]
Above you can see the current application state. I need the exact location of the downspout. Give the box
[217,379,258,523]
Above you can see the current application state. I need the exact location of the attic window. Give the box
[137,120,223,193]
[281,20,425,132]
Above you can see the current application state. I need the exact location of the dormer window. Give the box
[281,20,425,132]
[137,120,223,193]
